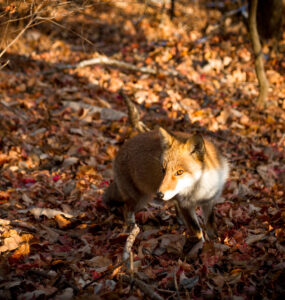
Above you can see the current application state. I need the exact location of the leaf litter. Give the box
[0,0,284,299]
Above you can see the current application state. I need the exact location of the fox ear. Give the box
[189,134,205,160]
[159,127,173,149]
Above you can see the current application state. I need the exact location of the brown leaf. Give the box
[245,233,266,245]
[55,214,71,229]
[0,230,22,252]
[160,234,185,255]
[11,243,30,260]
[29,208,74,219]
[86,256,112,272]
[138,238,158,258]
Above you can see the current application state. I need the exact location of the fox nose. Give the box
[157,192,164,199]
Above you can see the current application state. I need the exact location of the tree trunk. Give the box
[170,0,175,20]
[248,0,269,107]
[256,0,283,41]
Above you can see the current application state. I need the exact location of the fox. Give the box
[103,127,229,243]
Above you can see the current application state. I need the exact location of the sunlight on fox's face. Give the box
[158,140,203,201]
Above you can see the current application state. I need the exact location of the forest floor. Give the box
[0,1,284,299]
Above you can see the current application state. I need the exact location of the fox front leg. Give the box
[176,204,205,242]
[176,204,205,257]
[174,201,184,225]
[201,201,217,240]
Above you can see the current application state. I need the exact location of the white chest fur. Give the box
[192,164,229,202]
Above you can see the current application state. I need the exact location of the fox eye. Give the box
[162,167,166,174]
[175,169,184,176]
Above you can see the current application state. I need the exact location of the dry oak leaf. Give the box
[245,233,266,245]
[0,230,22,253]
[29,208,74,220]
[0,154,10,165]
[63,157,79,168]
[55,214,72,229]
[11,243,30,260]
[160,234,185,255]
[22,193,33,205]
[40,224,60,243]
[86,256,112,272]
[0,191,10,200]
[138,238,159,258]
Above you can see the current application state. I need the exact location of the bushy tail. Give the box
[102,181,124,208]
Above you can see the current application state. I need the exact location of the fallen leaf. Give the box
[55,214,71,229]
[22,193,33,205]
[29,208,74,219]
[100,108,126,121]
[160,234,185,255]
[11,243,30,260]
[180,275,199,290]
[86,256,112,272]
[0,230,22,253]
[63,157,79,168]
[245,233,266,245]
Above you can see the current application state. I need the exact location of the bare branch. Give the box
[0,60,10,70]
[38,17,93,45]
[120,274,164,300]
[173,269,181,300]
[0,15,35,59]
[0,1,44,59]
[0,0,93,61]
[249,0,269,107]
[75,55,184,78]
[119,91,150,133]
[41,54,185,83]
[123,223,140,260]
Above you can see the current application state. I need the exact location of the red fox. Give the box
[103,128,229,242]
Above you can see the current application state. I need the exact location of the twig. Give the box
[10,220,37,233]
[0,60,9,70]
[47,276,79,299]
[77,56,182,77]
[0,101,29,121]
[0,1,93,63]
[0,16,34,59]
[41,54,185,79]
[130,250,134,280]
[0,1,44,59]
[0,219,37,233]
[249,0,269,106]
[82,257,129,290]
[195,4,247,44]
[156,288,176,295]
[27,269,52,279]
[120,274,164,300]
[123,223,140,260]
[129,250,135,292]
[173,269,181,300]
[38,17,93,46]
[119,91,150,133]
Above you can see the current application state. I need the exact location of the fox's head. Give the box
[157,128,205,201]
